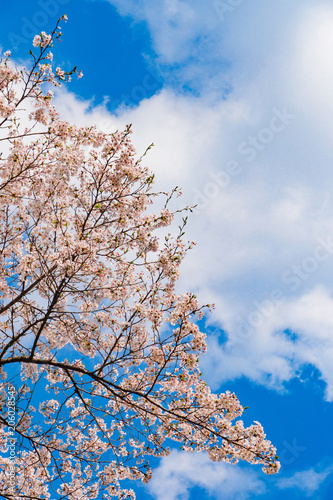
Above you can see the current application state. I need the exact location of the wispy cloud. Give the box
[147,450,266,500]
[278,465,333,496]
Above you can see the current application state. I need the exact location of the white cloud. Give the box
[102,0,217,67]
[200,286,333,399]
[278,465,333,495]
[147,450,266,500]
[148,453,333,500]
[290,3,333,119]
[55,0,333,399]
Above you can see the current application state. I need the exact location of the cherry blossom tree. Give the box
[0,18,280,500]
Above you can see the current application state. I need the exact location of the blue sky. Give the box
[2,0,333,498]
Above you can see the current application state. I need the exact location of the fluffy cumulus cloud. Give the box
[146,452,333,499]
[57,0,333,398]
[147,450,266,500]
[200,286,333,398]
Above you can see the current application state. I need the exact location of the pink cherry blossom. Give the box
[0,17,280,500]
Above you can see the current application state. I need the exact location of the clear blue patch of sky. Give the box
[224,371,333,473]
